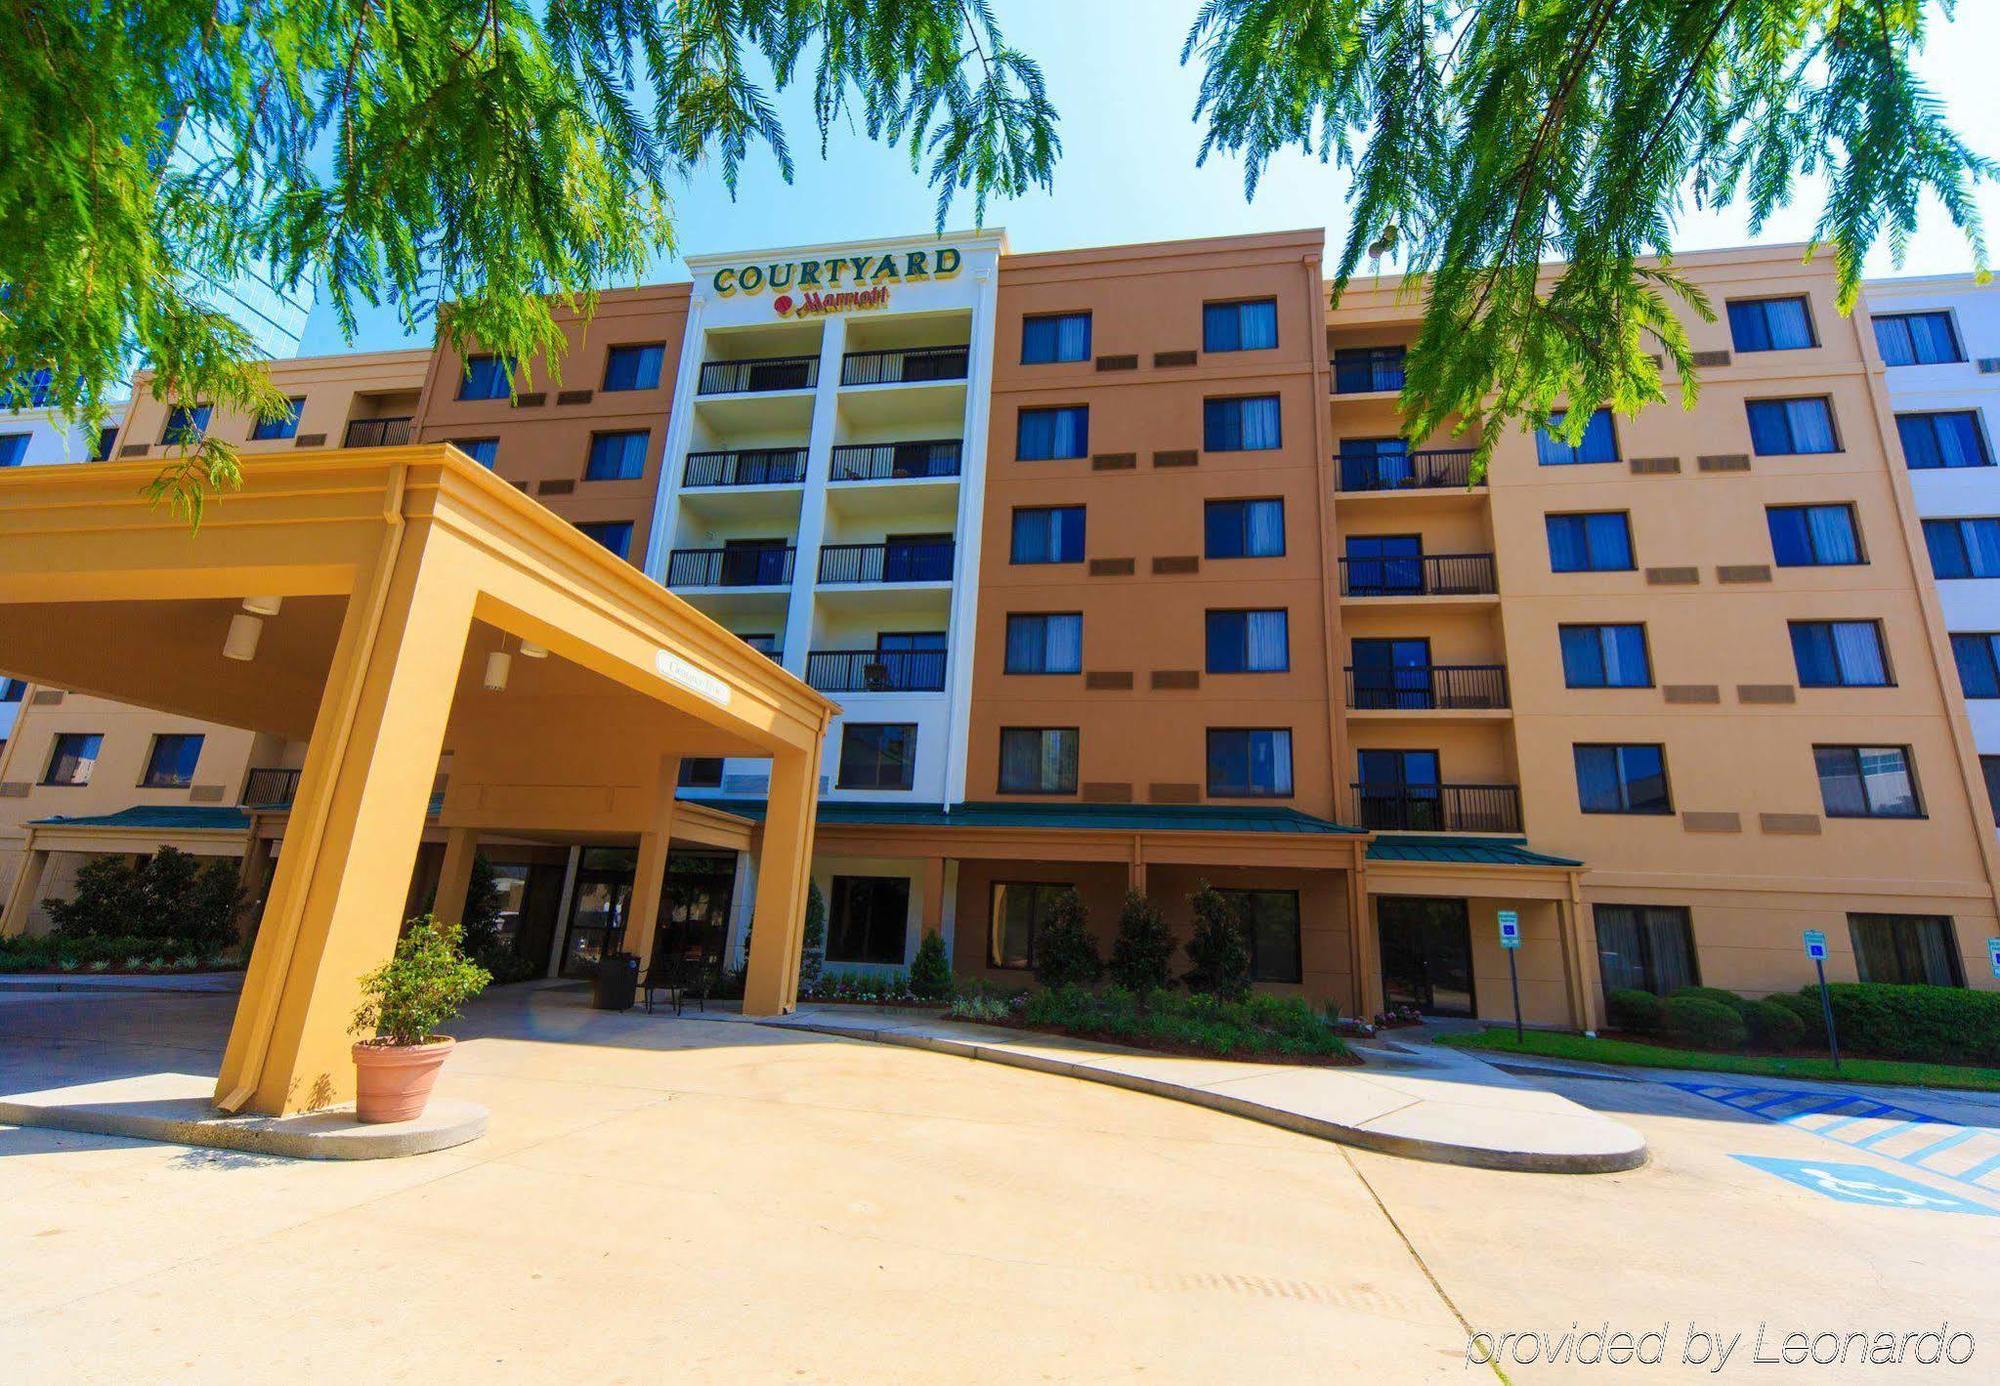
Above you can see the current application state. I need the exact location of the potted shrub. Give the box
[349,915,490,1123]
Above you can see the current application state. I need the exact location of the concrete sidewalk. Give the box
[759,1007,1647,1173]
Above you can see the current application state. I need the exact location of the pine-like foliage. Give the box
[1107,890,1175,994]
[1182,882,1250,1000]
[908,928,953,1001]
[1030,887,1101,990]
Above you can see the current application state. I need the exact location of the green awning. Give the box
[1365,835,1581,868]
[30,805,253,832]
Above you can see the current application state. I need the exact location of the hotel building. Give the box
[3,230,1998,1030]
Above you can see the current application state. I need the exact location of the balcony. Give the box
[805,648,948,693]
[841,345,969,387]
[343,416,413,448]
[683,448,808,488]
[818,540,955,585]
[697,355,819,395]
[1338,448,1479,493]
[1345,665,1509,711]
[829,440,962,482]
[1331,348,1407,395]
[241,766,301,807]
[1340,553,1497,598]
[665,546,796,589]
[1354,784,1523,833]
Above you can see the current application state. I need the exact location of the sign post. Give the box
[1498,910,1523,1043]
[1803,929,1839,1073]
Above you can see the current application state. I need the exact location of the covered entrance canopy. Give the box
[0,447,835,1114]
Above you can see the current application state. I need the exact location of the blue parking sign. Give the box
[1497,909,1520,950]
[1732,1156,1998,1215]
[1988,937,2000,980]
[1802,929,1827,961]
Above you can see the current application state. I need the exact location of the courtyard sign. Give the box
[711,247,964,306]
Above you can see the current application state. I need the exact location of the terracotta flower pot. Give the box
[351,1037,455,1123]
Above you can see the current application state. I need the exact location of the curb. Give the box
[0,1094,487,1161]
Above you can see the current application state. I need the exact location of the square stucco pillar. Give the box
[0,843,50,938]
[918,855,948,946]
[431,827,479,927]
[743,746,821,1015]
[621,754,682,969]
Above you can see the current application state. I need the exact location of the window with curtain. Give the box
[1872,311,1964,367]
[458,354,514,400]
[1790,621,1892,687]
[990,882,1074,969]
[0,678,25,702]
[1746,397,1839,455]
[1205,498,1285,558]
[1535,408,1620,465]
[1767,504,1863,567]
[1009,505,1085,564]
[1205,610,1290,673]
[838,723,918,790]
[1982,756,2000,822]
[1559,624,1651,688]
[251,398,305,441]
[1203,395,1283,452]
[1332,345,1405,393]
[141,733,204,789]
[161,404,212,444]
[1814,745,1920,818]
[452,438,499,468]
[574,520,632,559]
[826,875,911,965]
[1847,913,1963,986]
[1350,638,1433,709]
[1545,512,1634,572]
[1338,436,1411,488]
[1207,728,1294,797]
[1727,296,1817,352]
[43,732,103,786]
[1573,744,1671,814]
[0,433,28,467]
[1951,633,2000,698]
[601,343,665,391]
[1004,613,1083,674]
[1923,517,2000,578]
[1896,411,1992,469]
[584,430,650,481]
[1021,312,1092,364]
[998,727,1079,794]
[1594,905,1700,996]
[1217,889,1303,984]
[1343,534,1423,595]
[1203,299,1279,353]
[1016,405,1089,460]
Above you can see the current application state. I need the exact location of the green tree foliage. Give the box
[1030,887,1101,990]
[799,877,827,989]
[351,914,491,1047]
[1184,1,1994,474]
[1182,882,1250,1000]
[45,846,244,955]
[908,928,954,1001]
[1106,890,1175,994]
[3,0,1058,518]
[460,854,506,960]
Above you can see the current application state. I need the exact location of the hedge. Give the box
[1806,983,2000,1066]
[1664,995,1746,1050]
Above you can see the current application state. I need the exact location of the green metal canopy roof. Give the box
[30,805,254,832]
[687,798,1362,835]
[1364,835,1581,868]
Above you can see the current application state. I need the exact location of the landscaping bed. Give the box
[950,985,1356,1066]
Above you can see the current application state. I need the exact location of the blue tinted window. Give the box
[1897,411,1991,469]
[458,355,514,400]
[1768,505,1862,566]
[1747,398,1838,455]
[1924,518,2000,579]
[1203,300,1278,352]
[1205,610,1289,674]
[1873,311,1962,367]
[0,433,28,467]
[602,344,664,392]
[576,520,633,559]
[1016,406,1088,460]
[161,405,211,444]
[1560,625,1650,688]
[1332,346,1404,393]
[1728,297,1815,352]
[1021,313,1091,364]
[1953,635,2000,699]
[1791,621,1891,688]
[584,430,650,481]
[1535,409,1619,465]
[1010,506,1085,564]
[44,732,104,786]
[1546,513,1633,572]
[1203,396,1282,451]
[452,438,499,468]
[1816,745,1920,818]
[1574,744,1670,813]
[1207,729,1293,796]
[142,733,205,788]
[1205,498,1285,558]
[1004,613,1082,674]
[251,398,304,441]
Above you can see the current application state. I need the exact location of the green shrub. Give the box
[799,879,826,991]
[948,993,1011,1024]
[350,915,491,1047]
[1670,984,1750,1015]
[1606,988,1667,1035]
[1107,890,1175,993]
[1015,984,1348,1060]
[46,846,243,956]
[1031,888,1102,989]
[1743,998,1806,1051]
[908,929,953,1001]
[1664,995,1747,1051]
[1767,989,1827,1042]
[1182,882,1251,999]
[1807,983,2000,1065]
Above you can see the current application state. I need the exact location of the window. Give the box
[141,733,204,789]
[1343,534,1423,596]
[458,354,514,400]
[452,438,499,468]
[1010,506,1085,564]
[1594,905,1699,996]
[1332,345,1405,393]
[1350,638,1432,709]
[1924,518,2000,579]
[1950,634,2000,699]
[1355,749,1440,829]
[1218,889,1303,984]
[677,758,724,788]
[826,875,910,965]
[1815,745,1920,819]
[1848,914,1963,987]
[998,727,1079,794]
[1559,624,1651,688]
[1207,728,1293,798]
[1205,498,1285,558]
[584,430,650,481]
[1768,504,1863,567]
[838,723,917,790]
[602,343,665,392]
[250,398,305,441]
[161,404,211,444]
[1873,310,1963,367]
[1004,614,1082,675]
[575,520,632,559]
[1021,312,1091,364]
[1746,397,1838,455]
[990,881,1073,969]
[1337,437,1411,488]
[1983,755,2000,823]
[1535,408,1620,465]
[1203,395,1282,451]
[1791,621,1891,688]
[1727,296,1816,352]
[1205,610,1290,673]
[740,632,780,656]
[0,678,25,702]
[43,732,103,786]
[0,434,27,467]
[1573,743,1671,815]
[1545,512,1634,572]
[1016,405,1088,460]
[1897,411,1991,470]
[91,427,117,462]
[1203,299,1279,353]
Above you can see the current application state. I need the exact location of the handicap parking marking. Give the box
[1731,1156,1999,1215]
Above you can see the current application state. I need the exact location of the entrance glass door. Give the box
[1377,896,1475,1017]
[559,847,637,978]
[654,852,739,972]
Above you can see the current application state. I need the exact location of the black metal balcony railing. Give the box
[683,448,809,488]
[696,355,819,395]
[1331,349,1408,394]
[343,416,413,448]
[829,440,963,482]
[805,648,949,693]
[1338,448,1479,492]
[1354,784,1524,833]
[241,766,301,807]
[1345,665,1510,711]
[1339,553,1498,598]
[840,345,970,387]
[817,540,956,584]
[665,546,796,588]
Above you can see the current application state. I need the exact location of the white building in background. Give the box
[1865,274,2000,820]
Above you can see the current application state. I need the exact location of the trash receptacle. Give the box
[592,952,639,1011]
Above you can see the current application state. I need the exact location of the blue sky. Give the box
[301,0,2000,355]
